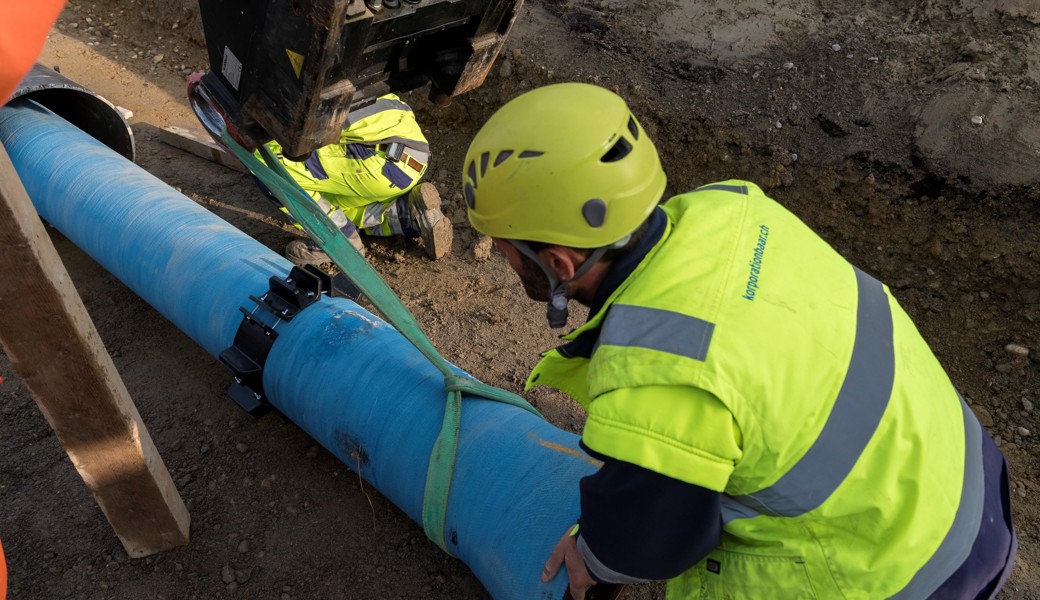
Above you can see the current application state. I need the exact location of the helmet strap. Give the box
[510,240,611,329]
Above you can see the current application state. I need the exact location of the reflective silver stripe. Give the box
[404,147,429,164]
[361,202,386,229]
[367,135,431,154]
[597,304,714,361]
[576,536,650,585]
[346,97,412,125]
[890,397,985,599]
[316,197,350,230]
[696,183,748,195]
[726,267,894,519]
[720,496,760,523]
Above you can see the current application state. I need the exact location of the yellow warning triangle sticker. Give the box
[285,49,305,78]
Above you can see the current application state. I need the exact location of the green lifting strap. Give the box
[219,131,543,555]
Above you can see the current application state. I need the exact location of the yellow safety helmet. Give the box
[463,83,666,248]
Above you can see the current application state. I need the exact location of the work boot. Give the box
[285,235,365,268]
[407,183,453,260]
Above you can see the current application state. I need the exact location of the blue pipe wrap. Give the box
[0,101,598,599]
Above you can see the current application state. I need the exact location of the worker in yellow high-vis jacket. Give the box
[256,93,453,261]
[462,83,1016,600]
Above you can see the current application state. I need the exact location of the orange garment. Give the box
[0,534,6,600]
[0,0,68,103]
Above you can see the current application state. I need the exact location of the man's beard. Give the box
[516,252,552,301]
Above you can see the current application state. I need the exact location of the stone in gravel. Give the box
[153,54,164,64]
[831,43,842,51]
[973,405,995,427]
[235,568,252,583]
[1018,427,1031,437]
[306,445,320,458]
[1005,343,1030,357]
[227,581,239,593]
[1023,399,1033,412]
[473,235,494,261]
[238,540,249,553]
[971,115,984,125]
[995,363,1013,374]
[783,61,794,70]
[221,565,235,584]
[236,442,249,453]
[499,59,513,78]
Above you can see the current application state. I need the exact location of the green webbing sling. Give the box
[220,131,543,554]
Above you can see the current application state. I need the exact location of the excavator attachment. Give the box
[191,0,523,158]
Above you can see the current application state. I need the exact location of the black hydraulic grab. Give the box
[194,0,523,158]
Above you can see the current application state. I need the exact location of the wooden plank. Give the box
[159,125,248,173]
[0,141,190,558]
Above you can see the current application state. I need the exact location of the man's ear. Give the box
[538,246,583,282]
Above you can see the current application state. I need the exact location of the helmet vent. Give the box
[480,152,490,177]
[582,199,607,227]
[467,161,478,187]
[627,116,639,140]
[464,182,476,209]
[494,150,513,166]
[518,151,544,158]
[601,137,632,163]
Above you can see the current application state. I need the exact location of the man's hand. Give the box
[541,527,596,600]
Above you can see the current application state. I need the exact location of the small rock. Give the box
[1018,427,1031,437]
[235,568,251,584]
[152,54,164,64]
[973,405,995,428]
[236,442,249,453]
[867,56,879,62]
[221,565,235,584]
[472,235,494,261]
[790,153,798,162]
[376,566,386,574]
[995,363,1013,374]
[971,115,984,125]
[499,59,513,78]
[1005,343,1030,357]
[306,445,320,458]
[237,540,249,553]
[1023,399,1033,412]
[774,121,782,129]
[831,43,842,52]
[227,581,239,593]
[200,444,210,455]
[70,22,79,28]
[782,61,794,70]
[281,594,291,600]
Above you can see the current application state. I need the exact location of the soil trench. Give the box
[1,1,1038,599]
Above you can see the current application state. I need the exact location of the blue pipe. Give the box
[0,100,597,599]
